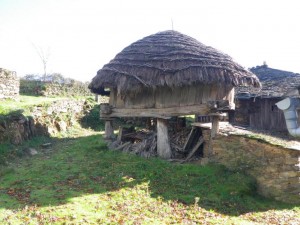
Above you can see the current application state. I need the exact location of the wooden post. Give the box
[117,126,123,142]
[211,116,220,138]
[104,119,114,139]
[157,118,172,159]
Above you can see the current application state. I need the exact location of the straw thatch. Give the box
[89,30,260,96]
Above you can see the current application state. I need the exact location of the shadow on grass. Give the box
[79,103,104,131]
[0,133,298,216]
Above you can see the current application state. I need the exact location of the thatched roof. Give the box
[89,30,260,96]
[236,64,300,98]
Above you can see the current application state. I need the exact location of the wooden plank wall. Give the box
[249,98,287,131]
[109,84,234,109]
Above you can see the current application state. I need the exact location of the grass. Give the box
[0,128,299,224]
[0,95,92,116]
[0,95,68,116]
[0,135,51,166]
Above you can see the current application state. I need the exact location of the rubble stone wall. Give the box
[20,79,91,97]
[0,68,19,100]
[203,131,300,204]
[0,99,87,145]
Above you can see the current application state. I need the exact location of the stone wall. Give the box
[202,129,300,204]
[0,99,87,145]
[20,79,91,97]
[0,68,19,100]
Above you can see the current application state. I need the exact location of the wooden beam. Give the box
[183,127,202,152]
[117,126,123,142]
[185,137,204,161]
[157,118,172,159]
[101,104,210,118]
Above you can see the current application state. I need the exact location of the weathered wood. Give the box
[100,103,112,115]
[170,143,183,152]
[211,116,220,138]
[191,122,211,129]
[104,120,114,139]
[185,137,204,161]
[207,100,234,111]
[117,126,123,142]
[109,85,235,110]
[182,127,202,152]
[157,118,172,159]
[101,104,210,118]
[115,142,131,151]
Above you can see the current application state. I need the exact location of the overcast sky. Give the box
[1,0,300,81]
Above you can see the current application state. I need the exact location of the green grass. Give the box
[0,129,299,224]
[0,95,69,116]
[0,135,51,165]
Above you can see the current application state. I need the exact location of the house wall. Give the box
[0,68,19,100]
[109,84,234,109]
[235,98,290,131]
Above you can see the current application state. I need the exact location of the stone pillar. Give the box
[202,129,212,157]
[104,119,114,139]
[100,103,114,139]
[157,118,172,159]
[211,116,220,138]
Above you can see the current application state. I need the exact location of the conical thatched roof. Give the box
[89,30,260,95]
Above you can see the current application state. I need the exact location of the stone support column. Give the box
[157,118,172,159]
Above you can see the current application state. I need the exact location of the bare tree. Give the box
[32,43,51,82]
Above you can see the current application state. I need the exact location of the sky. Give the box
[0,0,300,82]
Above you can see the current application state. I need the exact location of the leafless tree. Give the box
[32,43,51,82]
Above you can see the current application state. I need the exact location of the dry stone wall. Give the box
[0,68,19,100]
[20,79,91,97]
[0,99,87,145]
[202,130,300,204]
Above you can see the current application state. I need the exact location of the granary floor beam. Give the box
[157,118,172,159]
[103,104,211,119]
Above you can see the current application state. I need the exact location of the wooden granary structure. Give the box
[89,30,260,159]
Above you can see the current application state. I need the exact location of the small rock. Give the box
[23,148,38,156]
[28,148,38,156]
[41,143,52,148]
